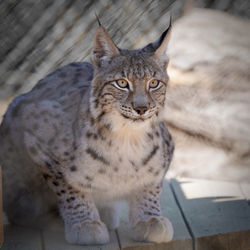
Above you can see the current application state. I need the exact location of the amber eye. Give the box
[149,79,160,89]
[116,79,129,89]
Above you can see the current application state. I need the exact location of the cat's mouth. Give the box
[118,104,159,122]
[120,111,155,122]
[118,105,158,122]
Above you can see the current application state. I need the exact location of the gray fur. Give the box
[0,24,174,245]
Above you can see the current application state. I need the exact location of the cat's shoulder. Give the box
[31,61,93,95]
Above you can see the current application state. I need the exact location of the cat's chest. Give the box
[68,132,165,199]
[81,135,156,172]
[87,130,161,166]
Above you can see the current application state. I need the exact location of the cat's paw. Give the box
[65,220,109,245]
[131,216,173,243]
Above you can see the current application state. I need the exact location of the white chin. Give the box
[105,111,154,132]
[121,113,154,122]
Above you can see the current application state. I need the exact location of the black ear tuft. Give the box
[141,17,172,62]
[156,17,171,50]
[95,12,102,27]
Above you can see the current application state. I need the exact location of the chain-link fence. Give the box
[0,0,249,100]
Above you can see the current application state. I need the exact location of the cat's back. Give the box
[30,61,93,101]
[2,61,93,121]
[0,62,93,154]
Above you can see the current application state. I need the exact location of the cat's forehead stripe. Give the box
[122,58,155,80]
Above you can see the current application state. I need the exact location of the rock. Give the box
[165,8,250,181]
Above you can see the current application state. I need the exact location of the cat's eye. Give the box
[149,79,160,89]
[115,79,129,89]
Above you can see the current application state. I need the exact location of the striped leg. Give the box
[129,184,173,243]
[44,171,109,245]
[60,192,109,245]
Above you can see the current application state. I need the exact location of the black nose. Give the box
[134,106,148,115]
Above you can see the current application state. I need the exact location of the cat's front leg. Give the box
[129,184,173,243]
[42,166,109,245]
[44,172,109,246]
[58,190,109,245]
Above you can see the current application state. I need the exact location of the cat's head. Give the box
[90,23,171,130]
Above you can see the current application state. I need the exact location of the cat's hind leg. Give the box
[5,188,41,226]
[1,153,55,226]
[3,176,56,227]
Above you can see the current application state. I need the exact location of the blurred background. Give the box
[0,0,250,182]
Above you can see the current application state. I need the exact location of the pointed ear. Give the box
[91,26,120,67]
[142,21,171,64]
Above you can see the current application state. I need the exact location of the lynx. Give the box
[0,22,174,245]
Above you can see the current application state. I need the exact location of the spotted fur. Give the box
[0,24,174,245]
